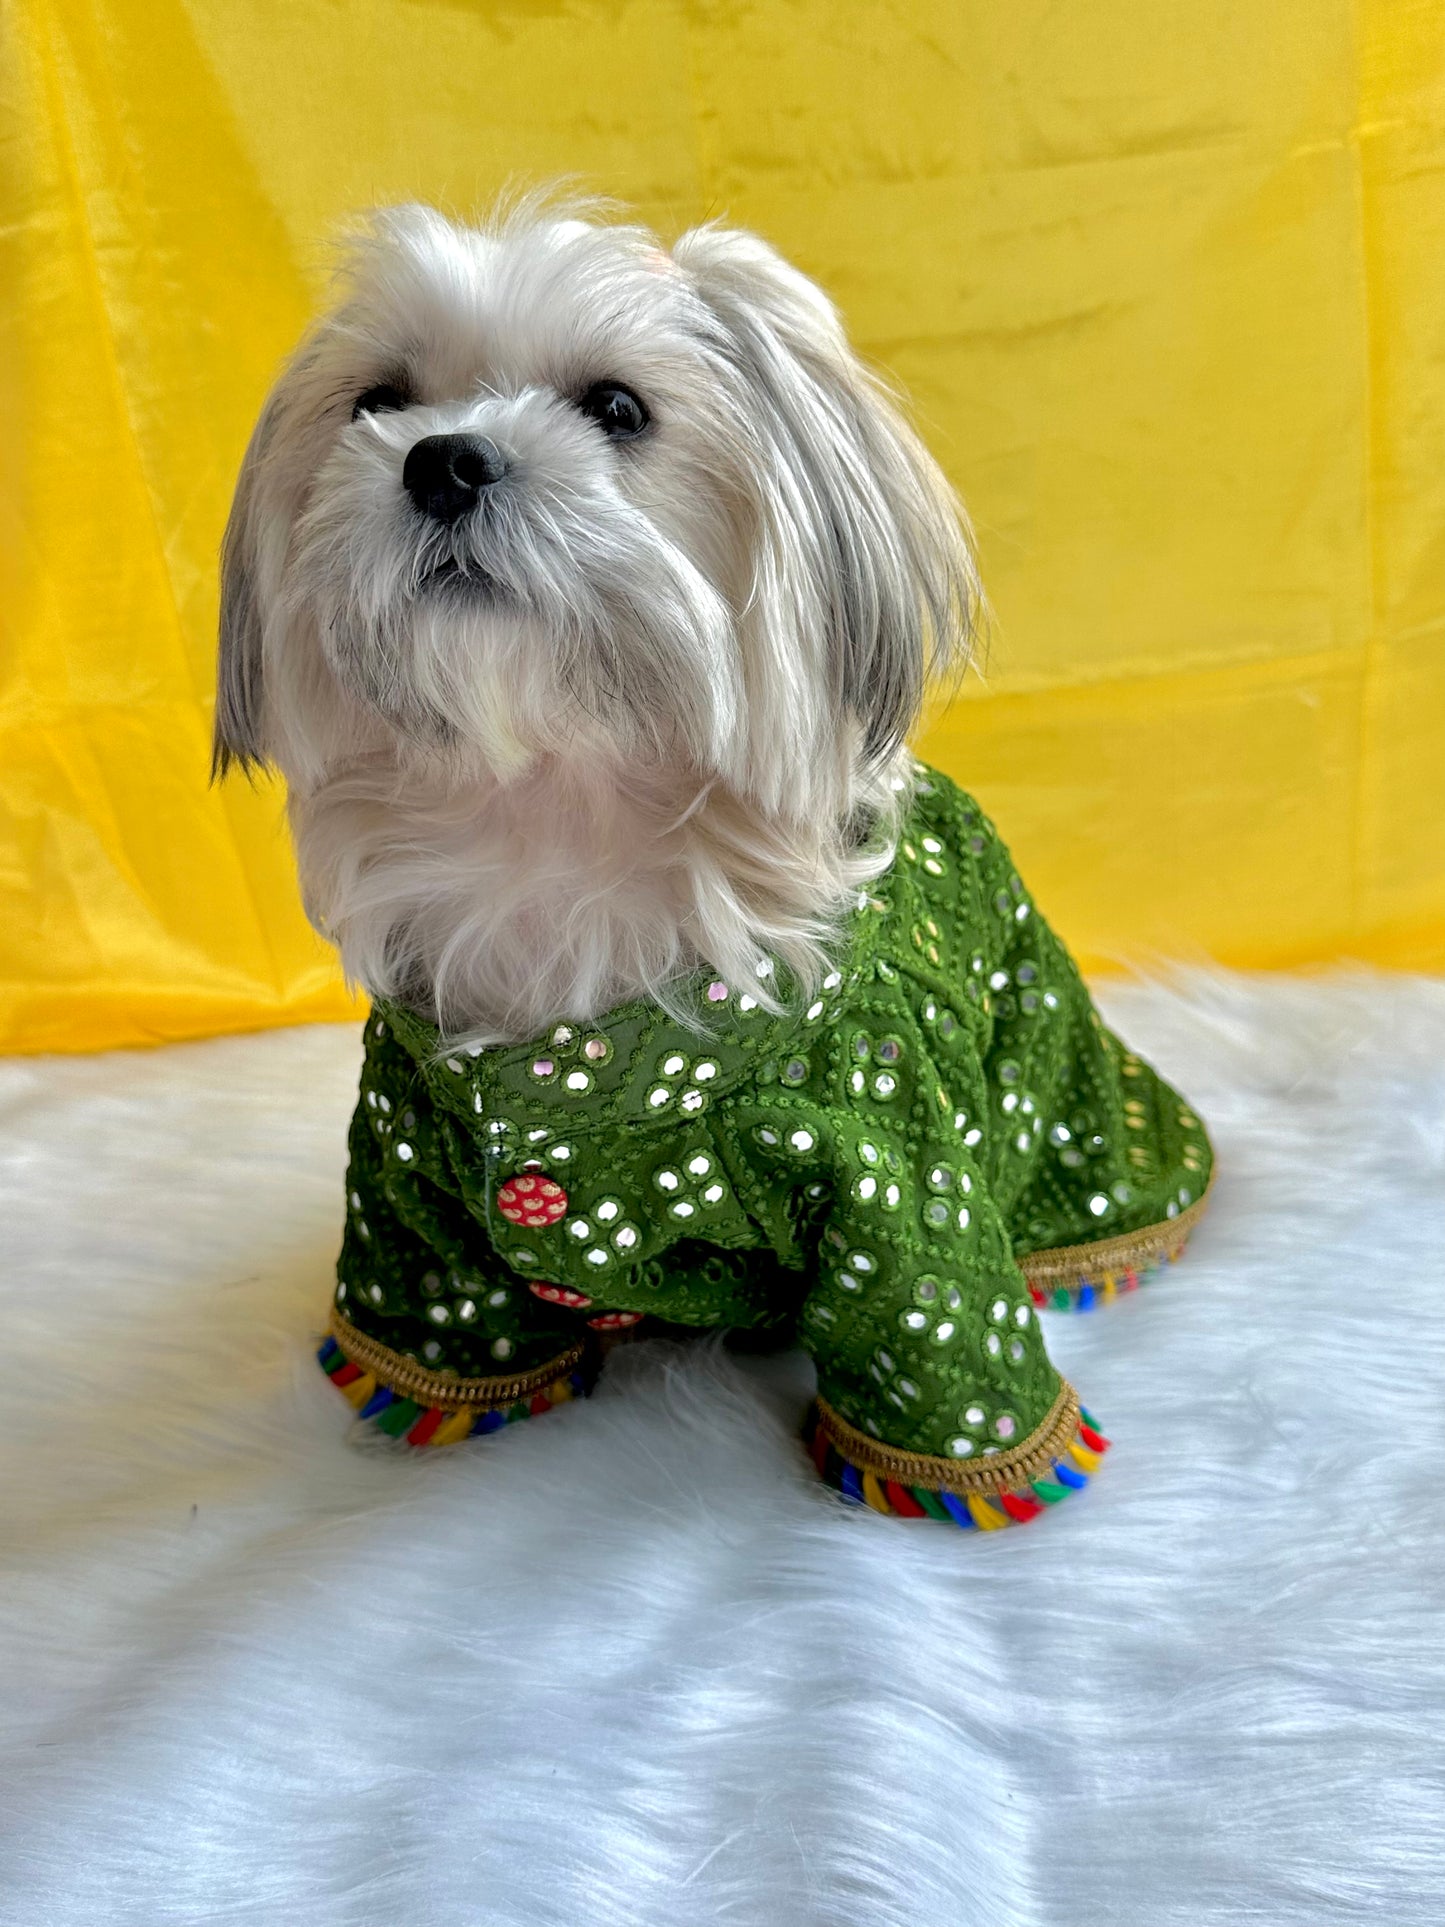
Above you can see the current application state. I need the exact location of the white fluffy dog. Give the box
[215,194,977,1046]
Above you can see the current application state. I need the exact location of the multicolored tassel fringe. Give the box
[804,1402,1110,1529]
[1024,1243,1187,1312]
[1022,1189,1209,1312]
[316,1335,587,1446]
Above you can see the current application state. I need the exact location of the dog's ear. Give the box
[673,225,977,787]
[212,406,275,781]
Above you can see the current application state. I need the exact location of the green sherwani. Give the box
[318,763,1213,1526]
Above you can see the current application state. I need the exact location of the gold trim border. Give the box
[813,1381,1081,1495]
[1018,1182,1212,1283]
[328,1308,585,1410]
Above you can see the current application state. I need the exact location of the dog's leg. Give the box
[796,1166,1106,1528]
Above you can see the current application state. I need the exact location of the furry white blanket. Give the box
[2,974,1442,1926]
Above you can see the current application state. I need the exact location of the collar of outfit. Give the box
[318,761,1214,1529]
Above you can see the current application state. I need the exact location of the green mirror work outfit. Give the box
[317,763,1213,1528]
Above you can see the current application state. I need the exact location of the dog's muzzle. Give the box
[404,433,508,525]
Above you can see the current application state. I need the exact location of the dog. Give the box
[215,195,1212,1524]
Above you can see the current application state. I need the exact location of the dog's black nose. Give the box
[403,434,508,524]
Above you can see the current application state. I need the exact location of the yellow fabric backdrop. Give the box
[3,0,1443,1053]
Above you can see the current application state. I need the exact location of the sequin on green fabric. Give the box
[333,763,1213,1466]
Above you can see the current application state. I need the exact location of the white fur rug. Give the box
[2,974,1443,1926]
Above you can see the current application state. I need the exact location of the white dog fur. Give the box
[215,193,976,1045]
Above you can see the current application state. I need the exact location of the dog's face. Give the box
[216,199,974,820]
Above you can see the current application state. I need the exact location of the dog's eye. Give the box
[352,384,409,421]
[578,382,649,441]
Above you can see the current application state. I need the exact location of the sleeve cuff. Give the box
[1020,1185,1212,1311]
[805,1381,1109,1528]
[319,1310,588,1446]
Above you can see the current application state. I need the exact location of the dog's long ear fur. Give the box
[673,225,977,801]
[212,406,275,780]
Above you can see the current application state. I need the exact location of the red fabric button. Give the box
[497,1173,567,1226]
[528,1282,593,1309]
